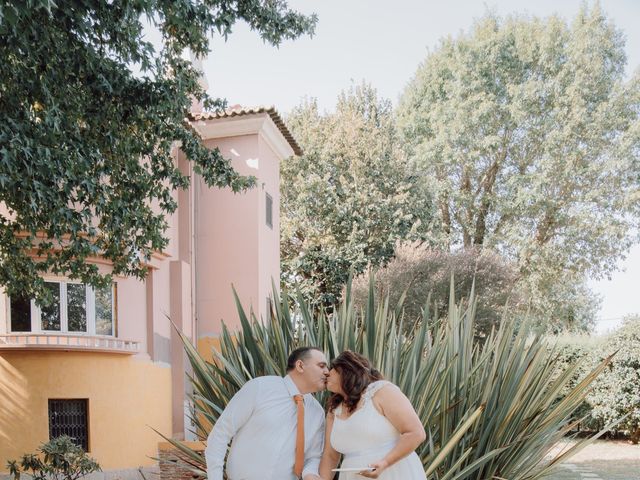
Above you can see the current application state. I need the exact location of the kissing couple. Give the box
[204,346,426,479]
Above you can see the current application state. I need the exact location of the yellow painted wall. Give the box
[196,336,222,364]
[0,351,172,472]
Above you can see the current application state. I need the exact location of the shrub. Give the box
[166,281,613,480]
[351,242,524,337]
[548,333,603,431]
[549,322,640,441]
[7,436,100,480]
[588,316,640,443]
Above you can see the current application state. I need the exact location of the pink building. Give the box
[0,106,300,475]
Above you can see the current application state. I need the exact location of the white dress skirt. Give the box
[330,381,426,480]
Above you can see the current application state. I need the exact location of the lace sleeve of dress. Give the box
[362,380,391,402]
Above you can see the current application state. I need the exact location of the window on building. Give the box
[41,282,61,331]
[9,296,31,332]
[9,281,116,335]
[94,284,114,336]
[265,192,273,229]
[266,296,272,321]
[49,399,89,451]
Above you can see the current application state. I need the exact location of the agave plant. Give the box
[164,278,614,480]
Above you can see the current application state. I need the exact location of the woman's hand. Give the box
[358,459,389,478]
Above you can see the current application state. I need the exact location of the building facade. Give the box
[0,106,299,473]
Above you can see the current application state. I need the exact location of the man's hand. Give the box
[303,474,322,480]
[358,459,390,478]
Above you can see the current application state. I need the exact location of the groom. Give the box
[204,346,330,480]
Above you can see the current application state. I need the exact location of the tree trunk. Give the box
[461,166,472,249]
[474,134,510,246]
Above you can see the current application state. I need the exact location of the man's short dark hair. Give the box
[286,346,322,372]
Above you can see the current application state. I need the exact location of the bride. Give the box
[313,350,426,479]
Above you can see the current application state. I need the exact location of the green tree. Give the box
[396,6,640,328]
[351,242,525,337]
[282,84,433,307]
[0,0,315,302]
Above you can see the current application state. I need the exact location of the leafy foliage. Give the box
[351,242,525,336]
[169,281,613,479]
[6,435,100,480]
[396,6,640,328]
[550,321,640,442]
[281,84,434,308]
[0,0,316,302]
[547,333,602,430]
[587,317,640,442]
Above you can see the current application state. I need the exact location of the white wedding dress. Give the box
[330,381,426,479]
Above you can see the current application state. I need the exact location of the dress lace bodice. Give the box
[331,381,399,455]
[328,380,426,479]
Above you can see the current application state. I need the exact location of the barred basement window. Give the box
[49,399,89,451]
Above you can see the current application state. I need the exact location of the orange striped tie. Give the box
[293,394,305,478]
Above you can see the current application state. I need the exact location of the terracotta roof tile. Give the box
[189,105,302,156]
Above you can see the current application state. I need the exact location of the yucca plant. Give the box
[165,278,614,479]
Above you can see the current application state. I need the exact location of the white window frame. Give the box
[6,280,115,336]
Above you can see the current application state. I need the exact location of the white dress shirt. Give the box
[205,375,325,480]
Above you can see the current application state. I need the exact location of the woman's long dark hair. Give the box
[327,350,383,414]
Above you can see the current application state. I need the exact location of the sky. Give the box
[189,0,640,333]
